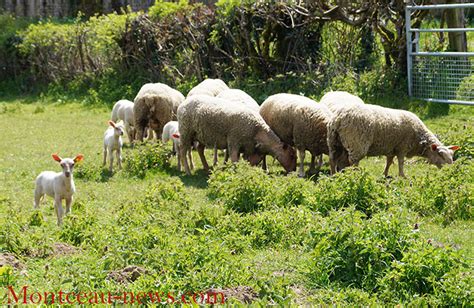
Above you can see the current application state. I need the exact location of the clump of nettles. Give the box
[124,142,171,178]
[75,162,107,182]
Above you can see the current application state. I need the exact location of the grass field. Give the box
[0,99,473,305]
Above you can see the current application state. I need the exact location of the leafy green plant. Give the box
[123,142,171,178]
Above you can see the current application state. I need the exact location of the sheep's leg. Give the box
[224,149,230,164]
[181,146,191,175]
[125,123,134,143]
[197,144,209,172]
[177,145,182,172]
[65,196,73,215]
[109,149,114,172]
[213,146,218,166]
[55,196,64,226]
[188,149,194,170]
[136,126,145,142]
[397,155,406,178]
[230,147,239,163]
[384,156,394,177]
[34,186,42,208]
[117,149,122,170]
[298,149,306,177]
[102,146,107,166]
[262,156,267,171]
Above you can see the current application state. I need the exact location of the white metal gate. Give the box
[406,3,474,105]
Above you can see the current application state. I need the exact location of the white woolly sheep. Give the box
[34,154,84,225]
[327,103,460,177]
[162,121,194,172]
[177,95,297,175]
[186,78,229,98]
[320,91,364,113]
[103,120,124,172]
[217,88,260,112]
[260,93,332,177]
[111,99,135,143]
[133,83,185,142]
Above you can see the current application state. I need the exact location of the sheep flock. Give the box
[34,78,460,225]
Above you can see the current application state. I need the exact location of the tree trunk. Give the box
[446,0,467,52]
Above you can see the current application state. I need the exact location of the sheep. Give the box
[34,154,84,225]
[320,91,364,113]
[327,103,460,177]
[217,89,260,112]
[186,78,229,98]
[162,121,194,172]
[177,95,297,175]
[133,83,185,142]
[320,91,364,169]
[260,93,332,177]
[111,99,135,143]
[103,120,124,172]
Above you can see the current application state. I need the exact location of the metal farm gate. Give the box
[406,3,474,105]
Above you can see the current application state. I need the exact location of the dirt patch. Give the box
[0,253,24,270]
[207,286,258,304]
[106,266,148,284]
[53,243,79,256]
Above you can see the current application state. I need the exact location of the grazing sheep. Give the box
[186,78,229,98]
[133,83,185,142]
[111,99,135,143]
[34,154,84,225]
[177,95,297,175]
[103,120,124,172]
[327,104,460,177]
[260,93,332,177]
[320,91,364,169]
[217,89,260,112]
[162,121,194,172]
[320,91,364,113]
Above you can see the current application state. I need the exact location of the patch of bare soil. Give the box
[207,286,258,304]
[106,266,148,284]
[0,253,24,270]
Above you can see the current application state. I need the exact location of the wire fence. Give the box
[412,55,473,103]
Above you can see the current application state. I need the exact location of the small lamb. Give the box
[103,120,124,172]
[34,154,84,225]
[162,121,194,172]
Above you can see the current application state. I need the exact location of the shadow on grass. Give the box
[174,169,209,189]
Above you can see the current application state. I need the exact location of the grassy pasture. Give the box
[0,100,473,305]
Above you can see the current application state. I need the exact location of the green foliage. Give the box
[149,0,192,19]
[457,74,474,101]
[28,210,44,227]
[123,142,172,178]
[143,177,189,208]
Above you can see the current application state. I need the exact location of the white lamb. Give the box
[103,120,125,172]
[111,99,135,143]
[34,154,84,225]
[162,121,194,172]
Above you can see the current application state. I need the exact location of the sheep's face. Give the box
[277,144,297,173]
[108,120,124,136]
[426,144,460,168]
[52,154,84,178]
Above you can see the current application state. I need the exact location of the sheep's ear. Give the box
[52,154,62,162]
[74,154,84,163]
[108,120,116,128]
[431,144,438,151]
[172,133,180,139]
[448,145,460,151]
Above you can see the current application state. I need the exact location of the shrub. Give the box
[143,177,188,208]
[208,162,270,213]
[312,168,391,216]
[123,142,171,178]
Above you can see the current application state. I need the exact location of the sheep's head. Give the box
[109,120,124,137]
[52,154,84,178]
[425,144,460,168]
[276,143,297,173]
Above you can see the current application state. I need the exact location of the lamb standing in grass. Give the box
[133,83,185,142]
[162,121,194,172]
[327,103,460,177]
[260,93,332,177]
[34,154,84,225]
[103,120,124,172]
[111,99,135,143]
[177,95,296,175]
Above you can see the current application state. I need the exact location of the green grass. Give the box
[0,99,473,305]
